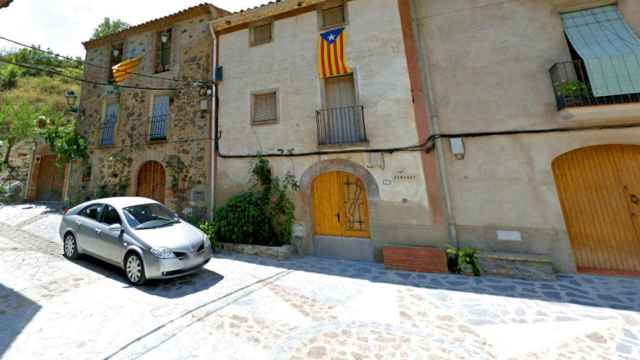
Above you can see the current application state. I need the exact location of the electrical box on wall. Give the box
[450,137,465,160]
[215,66,223,82]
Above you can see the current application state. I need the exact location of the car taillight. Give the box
[63,208,69,215]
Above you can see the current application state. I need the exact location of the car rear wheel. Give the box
[125,253,146,286]
[63,233,79,260]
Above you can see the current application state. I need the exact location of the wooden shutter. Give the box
[101,103,118,146]
[253,92,277,123]
[150,95,170,139]
[251,23,272,46]
[325,74,356,108]
[322,5,345,28]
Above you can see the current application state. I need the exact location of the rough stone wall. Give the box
[413,0,640,272]
[216,0,447,258]
[71,15,213,218]
[0,141,34,200]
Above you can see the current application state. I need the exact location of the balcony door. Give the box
[319,74,365,145]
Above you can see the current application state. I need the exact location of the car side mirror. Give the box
[108,224,123,233]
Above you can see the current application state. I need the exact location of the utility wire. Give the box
[0,58,178,91]
[0,35,194,84]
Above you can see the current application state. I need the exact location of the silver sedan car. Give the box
[59,197,213,285]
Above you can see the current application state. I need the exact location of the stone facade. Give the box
[477,252,556,282]
[71,6,225,217]
[411,0,640,273]
[213,0,447,261]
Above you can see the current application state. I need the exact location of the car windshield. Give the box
[123,203,180,230]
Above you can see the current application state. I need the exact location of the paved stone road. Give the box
[1,204,640,359]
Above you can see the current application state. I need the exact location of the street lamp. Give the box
[65,90,78,112]
[160,31,170,44]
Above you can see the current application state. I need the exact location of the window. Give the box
[321,5,346,29]
[109,43,124,82]
[251,91,278,124]
[101,205,122,225]
[123,203,179,230]
[150,95,170,140]
[80,204,104,222]
[250,23,272,46]
[101,103,118,146]
[155,29,172,73]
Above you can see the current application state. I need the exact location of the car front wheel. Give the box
[124,253,146,286]
[63,233,80,260]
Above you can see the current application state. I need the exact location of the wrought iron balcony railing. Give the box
[550,59,640,111]
[149,114,169,141]
[316,105,367,146]
[100,124,116,146]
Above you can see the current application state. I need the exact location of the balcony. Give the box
[149,114,169,141]
[100,123,116,146]
[316,105,367,146]
[550,59,640,123]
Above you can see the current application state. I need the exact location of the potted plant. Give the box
[447,247,482,276]
[554,80,588,107]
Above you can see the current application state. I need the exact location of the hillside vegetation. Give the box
[0,48,83,186]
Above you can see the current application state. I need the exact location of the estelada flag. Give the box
[318,28,351,78]
[112,56,143,84]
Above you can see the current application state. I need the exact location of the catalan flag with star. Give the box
[112,55,144,84]
[318,28,351,78]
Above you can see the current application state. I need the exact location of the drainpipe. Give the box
[208,24,218,221]
[409,0,459,247]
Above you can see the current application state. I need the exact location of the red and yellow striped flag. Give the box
[112,55,143,84]
[318,28,351,78]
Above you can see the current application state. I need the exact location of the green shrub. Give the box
[447,247,482,276]
[201,156,298,247]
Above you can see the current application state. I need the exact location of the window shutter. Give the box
[253,92,277,123]
[151,95,170,139]
[252,23,272,46]
[322,5,345,28]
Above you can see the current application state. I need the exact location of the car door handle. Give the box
[95,229,102,234]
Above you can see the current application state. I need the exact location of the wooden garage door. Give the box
[136,161,166,203]
[36,155,65,201]
[553,145,640,273]
[313,171,369,238]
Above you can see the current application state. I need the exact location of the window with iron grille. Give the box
[101,103,118,146]
[250,23,272,46]
[321,5,346,29]
[252,91,278,124]
[150,95,170,140]
[155,29,172,73]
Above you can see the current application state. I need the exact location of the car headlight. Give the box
[150,247,175,259]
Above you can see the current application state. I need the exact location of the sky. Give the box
[0,0,271,58]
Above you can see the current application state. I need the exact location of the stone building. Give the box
[411,0,640,274]
[210,0,445,261]
[71,4,228,218]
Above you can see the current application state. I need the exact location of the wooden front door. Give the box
[313,171,369,238]
[553,145,640,273]
[136,161,166,203]
[36,155,65,201]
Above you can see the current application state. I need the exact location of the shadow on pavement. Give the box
[218,252,640,312]
[0,284,41,357]
[71,256,223,299]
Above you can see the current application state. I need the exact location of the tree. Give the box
[0,99,39,169]
[91,18,130,40]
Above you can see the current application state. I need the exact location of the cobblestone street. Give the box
[0,204,640,359]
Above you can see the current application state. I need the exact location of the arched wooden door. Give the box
[136,161,166,203]
[553,145,640,274]
[313,171,369,238]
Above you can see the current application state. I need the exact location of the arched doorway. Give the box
[312,171,371,260]
[137,161,166,203]
[553,145,640,274]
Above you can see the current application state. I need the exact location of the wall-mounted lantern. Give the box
[65,90,78,112]
[160,31,171,44]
